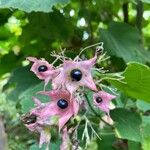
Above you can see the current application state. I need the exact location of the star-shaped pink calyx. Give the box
[22,90,79,149]
[38,90,79,130]
[27,57,59,86]
[21,97,58,149]
[93,91,116,114]
[52,55,98,96]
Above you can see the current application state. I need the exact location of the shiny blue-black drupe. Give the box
[71,69,82,81]
[57,99,68,109]
[38,65,48,72]
[96,97,103,103]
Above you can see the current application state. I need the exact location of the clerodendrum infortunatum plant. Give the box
[21,42,117,150]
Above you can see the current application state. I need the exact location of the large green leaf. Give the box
[110,108,142,142]
[100,22,150,63]
[0,0,69,12]
[5,66,40,101]
[20,82,50,113]
[107,62,150,103]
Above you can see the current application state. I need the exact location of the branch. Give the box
[136,0,143,33]
[0,116,8,150]
[122,2,129,23]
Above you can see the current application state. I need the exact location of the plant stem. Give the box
[122,2,129,23]
[136,0,143,33]
[84,93,114,129]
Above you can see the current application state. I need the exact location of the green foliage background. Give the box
[0,0,150,150]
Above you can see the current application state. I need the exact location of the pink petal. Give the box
[72,99,79,115]
[65,81,79,97]
[63,60,77,70]
[34,101,59,118]
[32,97,42,106]
[59,111,72,130]
[99,91,116,101]
[60,127,69,150]
[26,56,38,62]
[79,55,97,69]
[97,100,110,113]
[38,90,71,101]
[80,74,97,91]
[93,91,116,114]
[52,70,66,90]
[39,129,51,149]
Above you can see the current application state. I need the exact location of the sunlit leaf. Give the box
[0,0,70,12]
[107,62,150,103]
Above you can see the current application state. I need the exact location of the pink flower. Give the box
[21,113,52,149]
[22,91,79,148]
[22,90,79,130]
[21,98,58,149]
[93,91,116,114]
[22,97,58,132]
[52,55,98,96]
[27,57,59,86]
[39,89,79,130]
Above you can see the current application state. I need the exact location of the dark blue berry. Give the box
[38,65,48,72]
[71,69,82,81]
[57,99,68,109]
[96,97,103,103]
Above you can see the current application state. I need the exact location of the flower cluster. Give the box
[21,44,116,150]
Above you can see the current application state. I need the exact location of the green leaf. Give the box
[100,22,150,63]
[5,66,40,101]
[142,137,150,150]
[0,0,69,12]
[97,133,116,150]
[136,100,150,112]
[128,141,141,150]
[29,144,45,150]
[141,125,150,150]
[141,0,150,4]
[21,11,73,44]
[29,138,61,150]
[0,52,21,76]
[110,108,142,142]
[107,62,150,103]
[20,82,50,113]
[142,116,150,125]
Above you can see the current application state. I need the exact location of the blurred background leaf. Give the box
[0,0,70,12]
